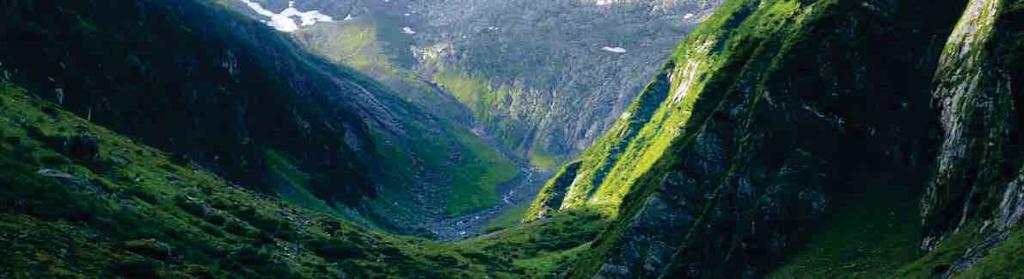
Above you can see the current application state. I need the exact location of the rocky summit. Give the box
[1,0,1022,278]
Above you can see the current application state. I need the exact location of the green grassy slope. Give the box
[767,178,926,278]
[0,83,601,278]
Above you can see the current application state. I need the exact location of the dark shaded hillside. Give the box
[0,0,375,205]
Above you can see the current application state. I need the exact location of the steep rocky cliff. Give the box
[527,0,1024,277]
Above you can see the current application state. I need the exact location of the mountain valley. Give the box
[1,0,1023,278]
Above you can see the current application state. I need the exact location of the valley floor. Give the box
[427,167,550,240]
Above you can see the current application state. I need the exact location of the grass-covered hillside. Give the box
[0,0,376,209]
[0,83,605,278]
[526,0,1024,277]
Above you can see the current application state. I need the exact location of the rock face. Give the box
[922,0,1024,240]
[407,0,721,164]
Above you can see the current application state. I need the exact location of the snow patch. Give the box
[601,46,627,53]
[684,13,695,19]
[402,27,417,34]
[237,0,333,32]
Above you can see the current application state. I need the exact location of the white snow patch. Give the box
[344,14,355,21]
[237,0,333,32]
[684,13,695,19]
[601,46,627,53]
[401,27,417,34]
